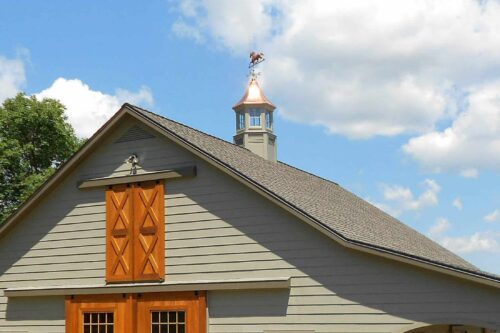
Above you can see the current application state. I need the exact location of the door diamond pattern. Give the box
[134,181,165,280]
[106,185,134,282]
[106,181,164,282]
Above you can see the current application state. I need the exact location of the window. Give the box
[151,311,186,333]
[266,112,273,129]
[83,312,114,333]
[249,109,261,127]
[106,180,165,282]
[236,112,245,130]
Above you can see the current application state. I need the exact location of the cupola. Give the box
[233,52,277,162]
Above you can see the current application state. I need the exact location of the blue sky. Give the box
[1,0,500,274]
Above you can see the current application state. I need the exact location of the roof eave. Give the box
[232,101,277,110]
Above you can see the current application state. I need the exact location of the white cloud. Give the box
[172,0,273,54]
[36,78,154,138]
[439,231,500,254]
[0,55,26,102]
[172,0,500,139]
[426,218,500,255]
[375,179,440,217]
[452,197,463,211]
[484,209,500,223]
[172,20,204,43]
[404,80,500,174]
[428,217,451,237]
[460,168,479,179]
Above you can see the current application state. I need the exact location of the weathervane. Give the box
[249,51,265,79]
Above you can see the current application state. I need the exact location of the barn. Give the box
[0,77,499,333]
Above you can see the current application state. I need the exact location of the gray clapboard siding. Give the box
[0,119,499,333]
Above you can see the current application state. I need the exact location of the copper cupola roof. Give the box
[233,78,276,109]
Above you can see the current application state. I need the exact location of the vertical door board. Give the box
[133,181,165,281]
[106,184,134,282]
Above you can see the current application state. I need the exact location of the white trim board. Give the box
[4,277,291,297]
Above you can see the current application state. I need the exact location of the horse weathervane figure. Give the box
[249,51,265,78]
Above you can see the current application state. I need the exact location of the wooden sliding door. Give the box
[66,291,206,333]
[137,292,206,333]
[66,294,133,333]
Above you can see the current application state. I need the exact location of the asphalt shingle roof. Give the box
[129,104,491,277]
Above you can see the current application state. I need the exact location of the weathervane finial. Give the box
[249,51,265,79]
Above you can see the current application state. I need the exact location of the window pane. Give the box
[151,311,186,333]
[83,312,114,333]
[237,112,245,130]
[266,112,272,129]
[250,109,261,126]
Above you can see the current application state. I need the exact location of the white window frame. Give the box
[237,112,245,130]
[249,109,261,127]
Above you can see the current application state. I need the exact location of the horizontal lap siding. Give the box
[0,120,196,332]
[164,162,500,331]
[0,119,499,332]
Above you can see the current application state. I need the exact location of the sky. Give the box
[1,0,500,274]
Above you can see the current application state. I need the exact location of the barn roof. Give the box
[1,103,499,287]
[127,105,492,277]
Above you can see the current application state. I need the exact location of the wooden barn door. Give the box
[66,294,133,333]
[66,292,206,333]
[106,181,165,283]
[133,181,165,281]
[137,292,206,333]
[106,184,134,282]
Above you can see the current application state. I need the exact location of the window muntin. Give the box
[249,109,261,127]
[83,312,114,333]
[266,112,273,129]
[237,112,245,130]
[151,311,186,333]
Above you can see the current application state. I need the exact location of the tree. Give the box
[0,93,84,224]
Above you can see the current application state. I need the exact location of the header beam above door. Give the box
[78,165,197,189]
[4,277,291,297]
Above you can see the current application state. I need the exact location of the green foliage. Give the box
[0,93,84,224]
